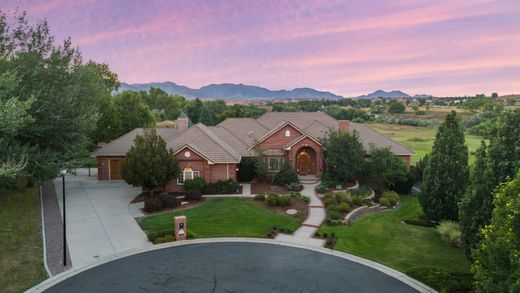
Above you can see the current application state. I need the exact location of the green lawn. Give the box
[369,123,484,164]
[0,187,47,293]
[139,198,300,238]
[318,196,470,274]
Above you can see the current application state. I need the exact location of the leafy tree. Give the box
[321,129,365,183]
[198,104,215,125]
[387,101,406,114]
[367,146,407,192]
[142,87,183,121]
[183,98,203,124]
[121,128,179,191]
[458,142,495,257]
[487,110,520,183]
[113,91,155,134]
[472,170,520,292]
[0,10,118,183]
[419,111,469,221]
[91,95,122,144]
[410,154,429,183]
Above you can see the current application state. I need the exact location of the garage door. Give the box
[110,159,123,180]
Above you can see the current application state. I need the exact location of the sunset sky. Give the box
[4,0,520,97]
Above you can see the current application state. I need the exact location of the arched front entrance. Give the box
[296,147,316,175]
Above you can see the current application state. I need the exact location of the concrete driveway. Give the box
[53,176,150,268]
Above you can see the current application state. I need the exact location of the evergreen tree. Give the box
[198,104,215,126]
[458,141,495,257]
[459,110,520,258]
[367,146,407,193]
[419,111,469,221]
[120,128,179,191]
[321,129,365,183]
[472,170,520,292]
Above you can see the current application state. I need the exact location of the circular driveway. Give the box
[42,242,422,293]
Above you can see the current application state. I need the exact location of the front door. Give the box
[110,159,123,180]
[297,151,312,174]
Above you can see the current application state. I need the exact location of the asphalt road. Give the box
[44,242,419,293]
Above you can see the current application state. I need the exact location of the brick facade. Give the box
[258,124,303,150]
[287,136,324,175]
[165,146,237,192]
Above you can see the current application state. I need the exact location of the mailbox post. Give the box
[174,216,187,241]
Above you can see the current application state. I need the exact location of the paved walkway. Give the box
[52,176,151,268]
[276,180,326,247]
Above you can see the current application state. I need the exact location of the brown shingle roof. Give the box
[91,128,179,157]
[256,112,338,129]
[167,124,241,163]
[349,123,413,156]
[217,118,269,146]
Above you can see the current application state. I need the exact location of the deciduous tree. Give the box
[321,129,365,183]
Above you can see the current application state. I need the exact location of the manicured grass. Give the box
[319,196,470,277]
[0,187,47,293]
[369,123,484,164]
[139,198,300,238]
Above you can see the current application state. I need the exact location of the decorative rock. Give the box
[286,209,298,215]
[181,201,189,206]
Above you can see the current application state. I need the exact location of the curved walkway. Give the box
[29,238,436,293]
[275,180,326,247]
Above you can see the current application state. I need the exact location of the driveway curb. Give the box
[28,238,437,293]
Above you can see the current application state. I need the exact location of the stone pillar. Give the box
[174,216,187,241]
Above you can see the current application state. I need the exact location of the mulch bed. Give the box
[252,197,309,222]
[250,180,288,195]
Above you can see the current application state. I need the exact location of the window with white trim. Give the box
[268,157,281,172]
[177,168,200,185]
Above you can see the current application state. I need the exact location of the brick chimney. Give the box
[338,120,350,133]
[176,113,190,131]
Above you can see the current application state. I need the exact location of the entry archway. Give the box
[296,147,316,175]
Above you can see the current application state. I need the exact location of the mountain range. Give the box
[119,82,343,99]
[119,81,432,100]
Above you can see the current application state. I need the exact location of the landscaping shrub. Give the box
[254,194,265,201]
[154,234,175,244]
[237,157,256,182]
[379,190,399,207]
[184,177,206,191]
[273,162,299,186]
[324,197,337,207]
[290,191,301,198]
[351,196,364,207]
[266,193,279,206]
[406,267,473,292]
[317,184,327,194]
[185,189,203,201]
[144,197,164,213]
[338,202,351,213]
[203,179,239,194]
[349,185,371,197]
[328,210,342,221]
[335,192,348,203]
[159,192,179,208]
[147,230,171,243]
[287,182,303,191]
[436,220,461,247]
[299,195,310,204]
[277,195,292,206]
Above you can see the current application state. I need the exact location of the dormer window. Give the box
[285,130,291,137]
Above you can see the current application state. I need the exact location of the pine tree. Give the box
[419,111,469,221]
[458,141,495,257]
[121,128,179,191]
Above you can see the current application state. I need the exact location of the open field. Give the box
[139,198,300,238]
[0,187,47,293]
[319,195,471,291]
[368,123,484,164]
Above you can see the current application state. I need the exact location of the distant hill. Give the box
[119,82,343,99]
[356,90,432,99]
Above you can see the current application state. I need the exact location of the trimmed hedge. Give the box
[203,179,238,194]
[277,195,292,207]
[266,194,279,206]
[184,177,206,191]
[185,189,203,201]
[159,192,179,208]
[406,267,473,292]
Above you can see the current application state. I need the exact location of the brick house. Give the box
[92,112,413,191]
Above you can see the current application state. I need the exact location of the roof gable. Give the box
[249,121,305,150]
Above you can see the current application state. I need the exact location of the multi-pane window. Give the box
[177,169,200,185]
[268,157,282,172]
